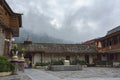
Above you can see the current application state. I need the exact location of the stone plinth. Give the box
[10,60,18,75]
[18,61,25,72]
[12,55,18,61]
[48,65,82,71]
[64,60,70,66]
[0,72,12,77]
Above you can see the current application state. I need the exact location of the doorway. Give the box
[66,56,70,60]
[24,53,32,68]
[85,55,89,64]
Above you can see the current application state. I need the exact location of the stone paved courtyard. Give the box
[45,67,120,80]
[1,67,120,80]
[0,71,32,80]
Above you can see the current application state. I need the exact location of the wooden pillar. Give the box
[32,54,34,64]
[4,41,11,56]
[41,53,43,63]
[51,53,54,64]
[107,53,111,65]
[115,53,118,61]
[50,53,52,64]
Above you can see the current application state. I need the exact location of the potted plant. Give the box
[35,62,49,69]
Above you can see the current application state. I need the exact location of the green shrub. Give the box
[0,56,8,62]
[51,60,64,65]
[0,56,15,72]
[35,62,49,66]
[71,59,86,65]
[96,61,107,65]
[35,62,39,66]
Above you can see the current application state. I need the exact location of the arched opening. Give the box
[66,56,70,60]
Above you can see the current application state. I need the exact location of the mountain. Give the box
[14,29,65,43]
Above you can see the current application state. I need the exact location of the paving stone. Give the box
[25,69,62,80]
[1,68,120,80]
[45,67,120,80]
[0,72,32,80]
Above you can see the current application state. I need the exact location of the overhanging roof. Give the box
[107,49,120,54]
[1,0,23,27]
[107,26,120,36]
[17,43,98,54]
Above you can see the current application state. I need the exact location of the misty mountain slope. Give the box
[14,29,65,43]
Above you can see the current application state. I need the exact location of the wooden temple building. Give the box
[98,26,120,65]
[84,26,120,66]
[0,0,22,56]
[1,0,119,67]
[17,42,98,67]
[16,26,120,67]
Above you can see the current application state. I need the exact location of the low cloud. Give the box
[7,0,120,43]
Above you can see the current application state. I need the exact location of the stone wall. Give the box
[34,53,41,64]
[0,27,5,55]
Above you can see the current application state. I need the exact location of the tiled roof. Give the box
[17,43,98,53]
[107,26,120,35]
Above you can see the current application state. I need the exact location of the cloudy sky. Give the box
[6,0,120,43]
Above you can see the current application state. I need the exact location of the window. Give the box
[0,2,2,6]
[0,6,4,16]
[119,36,120,44]
[109,40,112,45]
[107,39,110,46]
[113,36,118,45]
[101,41,105,48]
[0,8,2,16]
[107,39,113,46]
[5,12,7,15]
[0,13,2,16]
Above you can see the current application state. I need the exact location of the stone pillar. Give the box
[11,61,18,75]
[11,52,18,75]
[18,53,25,72]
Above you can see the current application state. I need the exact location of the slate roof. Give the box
[107,26,120,35]
[17,43,98,53]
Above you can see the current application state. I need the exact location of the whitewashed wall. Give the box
[43,53,66,63]
[89,55,93,64]
[43,53,51,63]
[33,53,86,64]
[33,53,96,65]
[101,55,107,61]
[34,53,41,64]
[79,55,85,61]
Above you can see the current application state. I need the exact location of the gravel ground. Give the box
[45,67,120,79]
